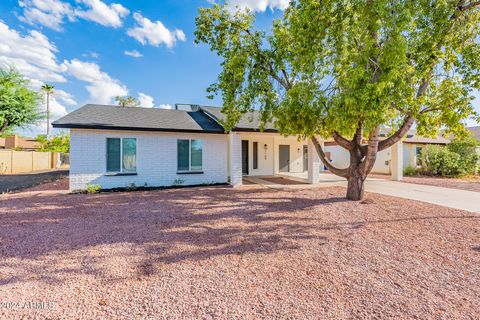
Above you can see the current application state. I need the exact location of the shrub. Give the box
[126,183,137,191]
[403,165,417,176]
[447,136,479,175]
[421,145,461,177]
[172,178,185,186]
[86,184,101,193]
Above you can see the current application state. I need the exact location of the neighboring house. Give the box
[325,132,449,174]
[2,135,40,150]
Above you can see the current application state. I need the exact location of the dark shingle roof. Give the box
[52,104,225,133]
[200,106,277,132]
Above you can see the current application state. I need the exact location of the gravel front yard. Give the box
[1,185,479,319]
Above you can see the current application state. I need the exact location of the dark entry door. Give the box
[303,145,308,172]
[279,145,290,173]
[241,140,249,175]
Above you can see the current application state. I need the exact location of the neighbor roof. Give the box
[467,126,480,140]
[52,104,225,133]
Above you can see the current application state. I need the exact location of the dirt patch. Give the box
[0,185,479,319]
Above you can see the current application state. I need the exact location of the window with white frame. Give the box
[177,139,203,172]
[106,138,137,173]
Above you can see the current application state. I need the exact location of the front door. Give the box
[241,140,249,175]
[279,145,290,173]
[303,145,308,172]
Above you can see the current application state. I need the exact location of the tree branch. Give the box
[460,1,480,11]
[311,137,349,178]
[332,131,354,150]
[0,120,9,134]
[377,114,415,152]
[360,126,380,177]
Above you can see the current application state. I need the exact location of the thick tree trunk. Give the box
[346,175,365,201]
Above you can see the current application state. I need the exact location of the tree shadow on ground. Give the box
[0,185,478,285]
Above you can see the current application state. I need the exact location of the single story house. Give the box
[53,103,434,191]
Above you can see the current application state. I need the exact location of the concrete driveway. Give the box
[364,179,480,213]
[250,173,480,213]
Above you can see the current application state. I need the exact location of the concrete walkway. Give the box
[248,173,480,213]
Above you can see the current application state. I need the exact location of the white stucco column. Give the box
[391,141,403,181]
[307,138,321,184]
[229,132,242,187]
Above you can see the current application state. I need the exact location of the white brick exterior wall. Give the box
[69,129,228,191]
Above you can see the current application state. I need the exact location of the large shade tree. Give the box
[195,0,480,200]
[0,68,42,135]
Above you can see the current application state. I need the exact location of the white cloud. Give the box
[82,51,99,59]
[0,21,66,82]
[19,0,74,31]
[127,12,186,48]
[138,92,154,108]
[124,50,143,58]
[137,93,173,109]
[18,0,129,30]
[228,0,289,12]
[74,0,129,28]
[62,59,127,104]
[54,89,77,106]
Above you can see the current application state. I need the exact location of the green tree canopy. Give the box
[115,96,141,107]
[195,0,480,200]
[36,133,70,153]
[0,68,42,134]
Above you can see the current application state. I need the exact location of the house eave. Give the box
[51,123,226,134]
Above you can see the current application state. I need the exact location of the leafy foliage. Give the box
[195,1,479,137]
[421,137,479,176]
[0,68,42,134]
[403,165,417,176]
[36,134,70,153]
[447,136,480,173]
[86,184,102,193]
[195,1,480,199]
[115,96,141,107]
[421,145,462,176]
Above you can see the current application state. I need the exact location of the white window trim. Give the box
[106,137,137,174]
[177,139,203,173]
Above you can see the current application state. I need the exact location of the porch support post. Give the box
[229,132,242,187]
[308,138,321,184]
[391,141,403,181]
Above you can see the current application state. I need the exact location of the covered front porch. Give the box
[228,132,325,187]
[228,131,405,187]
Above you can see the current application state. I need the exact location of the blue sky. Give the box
[0,0,478,136]
[0,0,286,135]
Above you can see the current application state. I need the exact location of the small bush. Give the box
[403,165,417,176]
[86,184,101,193]
[172,178,185,186]
[126,183,137,191]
